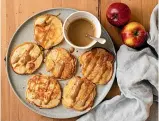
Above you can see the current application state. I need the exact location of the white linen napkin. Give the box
[77,5,158,121]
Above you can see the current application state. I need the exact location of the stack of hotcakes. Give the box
[10,14,114,111]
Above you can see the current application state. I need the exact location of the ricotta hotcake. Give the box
[45,48,76,79]
[62,76,96,111]
[79,48,114,85]
[10,42,43,74]
[34,14,63,49]
[26,74,61,108]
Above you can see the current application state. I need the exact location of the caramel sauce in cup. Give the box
[67,19,95,47]
[63,11,101,49]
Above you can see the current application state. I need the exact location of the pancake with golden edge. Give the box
[10,42,43,74]
[79,48,114,85]
[45,48,76,79]
[62,76,96,111]
[26,74,61,108]
[34,14,63,49]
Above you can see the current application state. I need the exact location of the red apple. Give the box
[106,2,131,27]
[121,22,147,48]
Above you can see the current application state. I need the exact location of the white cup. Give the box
[63,11,101,49]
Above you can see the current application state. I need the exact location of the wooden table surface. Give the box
[1,0,157,121]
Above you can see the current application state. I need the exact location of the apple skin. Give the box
[121,22,147,48]
[106,3,131,27]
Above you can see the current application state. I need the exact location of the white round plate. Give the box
[6,8,116,119]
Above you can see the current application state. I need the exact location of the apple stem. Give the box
[134,30,138,36]
[112,13,118,19]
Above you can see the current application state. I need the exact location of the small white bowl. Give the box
[63,11,101,49]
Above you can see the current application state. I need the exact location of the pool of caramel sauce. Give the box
[67,19,95,46]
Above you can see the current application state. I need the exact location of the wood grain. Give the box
[1,0,157,121]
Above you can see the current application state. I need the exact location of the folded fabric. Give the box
[147,5,158,53]
[77,4,158,121]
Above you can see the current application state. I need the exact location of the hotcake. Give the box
[45,48,76,79]
[34,14,63,49]
[26,74,61,108]
[79,48,114,84]
[62,76,96,111]
[10,42,43,74]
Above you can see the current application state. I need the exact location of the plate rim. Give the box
[6,7,116,119]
